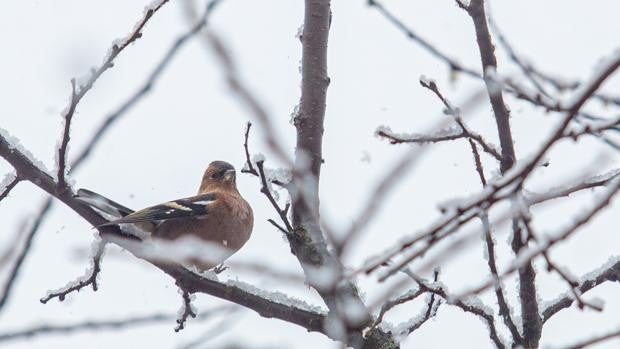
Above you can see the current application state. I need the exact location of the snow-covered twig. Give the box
[563,116,620,140]
[40,239,106,304]
[174,288,197,332]
[373,269,441,336]
[363,46,620,281]
[419,76,502,161]
[400,268,505,348]
[394,292,441,338]
[55,0,171,188]
[542,256,620,323]
[526,168,620,206]
[256,161,293,234]
[241,123,291,190]
[456,176,620,300]
[519,216,603,313]
[468,139,522,343]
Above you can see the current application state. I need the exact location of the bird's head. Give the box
[199,161,237,193]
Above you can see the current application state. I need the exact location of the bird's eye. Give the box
[210,172,219,179]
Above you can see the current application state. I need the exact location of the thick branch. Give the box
[463,1,535,345]
[291,0,379,344]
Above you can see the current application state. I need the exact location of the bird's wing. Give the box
[96,193,217,227]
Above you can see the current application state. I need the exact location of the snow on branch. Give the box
[376,125,465,145]
[526,168,620,206]
[542,256,620,323]
[456,177,620,300]
[40,238,106,304]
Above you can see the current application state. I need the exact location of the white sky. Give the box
[1,0,619,348]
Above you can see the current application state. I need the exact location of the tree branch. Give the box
[54,0,170,188]
[468,140,522,344]
[0,173,20,203]
[0,306,233,343]
[40,239,106,304]
[401,269,505,348]
[542,258,620,323]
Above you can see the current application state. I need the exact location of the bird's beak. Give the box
[224,169,236,181]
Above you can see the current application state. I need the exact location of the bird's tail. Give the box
[74,188,135,218]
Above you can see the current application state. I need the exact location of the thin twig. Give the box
[0,200,52,310]
[256,161,293,234]
[542,258,620,323]
[468,140,522,344]
[0,306,234,343]
[519,216,603,313]
[363,47,620,280]
[55,0,171,188]
[419,77,502,161]
[456,176,620,299]
[559,327,620,349]
[0,174,20,202]
[40,240,106,303]
[401,268,505,348]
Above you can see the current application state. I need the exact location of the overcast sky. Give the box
[1,0,619,348]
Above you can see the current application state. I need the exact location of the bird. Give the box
[75,161,253,272]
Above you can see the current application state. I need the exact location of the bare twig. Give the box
[488,15,620,108]
[367,0,478,78]
[0,200,52,310]
[0,173,20,203]
[368,0,620,118]
[559,327,620,349]
[0,306,234,343]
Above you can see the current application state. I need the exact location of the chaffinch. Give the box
[76,161,253,271]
